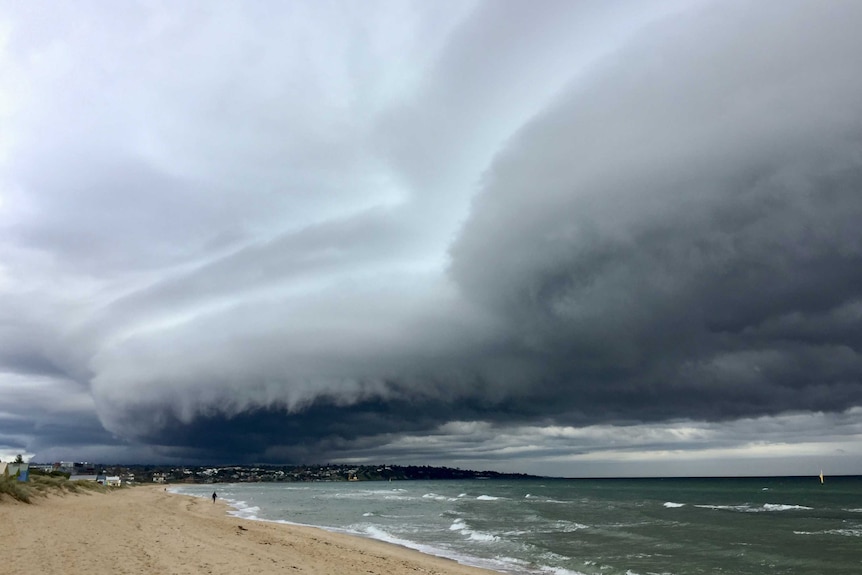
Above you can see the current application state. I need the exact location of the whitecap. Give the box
[795,528,862,537]
[762,503,813,512]
[696,503,811,513]
[695,504,752,512]
[538,567,590,575]
[226,502,262,521]
[554,521,589,532]
[476,495,500,501]
[663,502,685,508]
[449,518,499,542]
[467,530,500,542]
[423,493,456,501]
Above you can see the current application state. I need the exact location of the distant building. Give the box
[72,462,97,475]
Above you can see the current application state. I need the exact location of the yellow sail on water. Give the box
[819,469,824,484]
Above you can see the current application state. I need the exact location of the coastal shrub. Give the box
[0,474,116,503]
[73,480,112,494]
[29,475,70,494]
[0,475,33,503]
[29,468,71,479]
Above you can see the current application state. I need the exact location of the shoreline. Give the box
[1,485,505,575]
[190,488,465,564]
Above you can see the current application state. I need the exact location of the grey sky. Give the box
[2,0,862,476]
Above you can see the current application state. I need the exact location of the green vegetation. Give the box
[0,474,32,503]
[0,473,116,504]
[29,468,71,479]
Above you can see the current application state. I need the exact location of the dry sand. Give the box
[0,485,502,575]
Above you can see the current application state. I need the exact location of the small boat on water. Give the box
[819,469,825,484]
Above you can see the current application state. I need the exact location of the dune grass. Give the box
[0,473,116,503]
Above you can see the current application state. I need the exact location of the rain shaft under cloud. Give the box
[2,0,862,473]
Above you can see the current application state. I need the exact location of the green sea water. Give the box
[177,476,862,575]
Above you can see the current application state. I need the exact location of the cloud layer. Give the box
[2,0,862,472]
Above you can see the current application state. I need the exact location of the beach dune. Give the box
[0,486,499,575]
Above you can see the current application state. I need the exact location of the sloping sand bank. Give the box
[0,485,501,575]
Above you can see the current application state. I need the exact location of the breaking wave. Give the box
[450,518,500,542]
[695,503,812,513]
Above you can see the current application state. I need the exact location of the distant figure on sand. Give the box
[212,492,217,503]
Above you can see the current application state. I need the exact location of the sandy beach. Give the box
[0,486,501,575]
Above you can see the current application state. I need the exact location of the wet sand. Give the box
[0,485,502,575]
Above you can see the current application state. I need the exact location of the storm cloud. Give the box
[2,0,862,474]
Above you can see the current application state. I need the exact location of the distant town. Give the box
[27,462,540,485]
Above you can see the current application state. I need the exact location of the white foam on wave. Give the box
[536,550,588,571]
[538,567,590,575]
[549,519,589,532]
[663,502,685,508]
[695,504,749,512]
[362,525,426,548]
[696,503,812,513]
[468,531,499,542]
[476,495,500,501]
[845,508,862,513]
[358,524,506,568]
[225,499,262,520]
[449,518,500,542]
[762,503,813,512]
[357,522,523,575]
[794,528,862,537]
[423,492,457,502]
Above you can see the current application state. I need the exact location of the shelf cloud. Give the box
[2,0,862,474]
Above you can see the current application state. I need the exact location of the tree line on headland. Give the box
[151,463,541,483]
[27,462,541,484]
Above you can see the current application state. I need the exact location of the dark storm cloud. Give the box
[3,1,862,470]
[450,0,862,422]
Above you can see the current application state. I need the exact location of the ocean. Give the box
[174,476,862,575]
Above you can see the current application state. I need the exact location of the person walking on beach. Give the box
[212,491,217,503]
